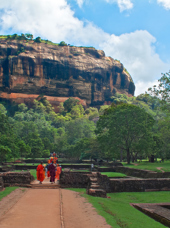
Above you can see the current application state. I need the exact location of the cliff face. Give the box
[0,39,135,109]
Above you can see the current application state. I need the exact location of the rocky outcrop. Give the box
[0,39,135,109]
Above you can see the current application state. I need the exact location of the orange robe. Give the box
[36,164,45,182]
[47,170,50,177]
[53,157,58,164]
[55,166,61,180]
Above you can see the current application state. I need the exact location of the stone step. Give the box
[90,172,98,177]
[90,184,100,189]
[88,188,107,198]
[31,184,60,189]
[90,178,98,182]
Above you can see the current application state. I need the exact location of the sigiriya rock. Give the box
[0,38,135,110]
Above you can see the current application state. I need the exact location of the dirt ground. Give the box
[0,188,28,218]
[0,188,111,228]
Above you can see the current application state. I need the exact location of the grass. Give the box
[0,187,18,201]
[69,189,168,228]
[101,172,127,178]
[29,169,37,179]
[123,160,170,172]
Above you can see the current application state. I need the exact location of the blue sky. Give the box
[0,0,170,95]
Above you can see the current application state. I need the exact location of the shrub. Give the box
[59,41,67,46]
[34,37,41,43]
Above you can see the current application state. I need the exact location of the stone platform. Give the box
[132,203,170,227]
[31,177,60,189]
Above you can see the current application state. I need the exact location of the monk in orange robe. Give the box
[50,157,53,163]
[36,162,45,184]
[53,156,58,164]
[55,164,61,181]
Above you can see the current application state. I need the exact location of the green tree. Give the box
[148,71,170,103]
[63,98,80,112]
[59,41,67,46]
[0,104,7,115]
[96,103,155,164]
[70,104,84,118]
[66,118,95,145]
[25,33,33,40]
[157,116,170,159]
[0,145,11,162]
[34,37,41,43]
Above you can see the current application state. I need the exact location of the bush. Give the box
[59,41,67,46]
[34,37,41,43]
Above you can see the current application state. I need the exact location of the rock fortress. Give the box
[0,39,135,111]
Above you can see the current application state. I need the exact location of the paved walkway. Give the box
[0,189,61,228]
[0,179,111,228]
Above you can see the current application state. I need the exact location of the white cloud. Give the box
[105,0,133,12]
[0,0,168,96]
[100,30,169,95]
[135,80,159,96]
[76,0,84,8]
[157,0,170,10]
[0,0,108,45]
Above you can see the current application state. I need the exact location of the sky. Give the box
[0,0,170,96]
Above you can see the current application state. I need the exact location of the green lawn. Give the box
[123,160,170,172]
[69,189,168,228]
[0,187,18,201]
[30,169,37,179]
[101,172,127,178]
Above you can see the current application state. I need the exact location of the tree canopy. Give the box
[96,103,155,164]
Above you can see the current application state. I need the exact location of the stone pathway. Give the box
[0,189,61,228]
[0,185,111,228]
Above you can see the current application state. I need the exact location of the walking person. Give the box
[36,161,45,184]
[91,163,94,172]
[48,161,56,184]
[55,164,61,182]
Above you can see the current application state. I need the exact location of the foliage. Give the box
[96,103,155,164]
[34,37,41,43]
[59,41,67,46]
[63,98,80,112]
[148,71,170,103]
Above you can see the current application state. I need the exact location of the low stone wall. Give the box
[14,165,37,170]
[0,172,34,187]
[97,167,116,172]
[14,164,91,170]
[97,173,111,192]
[115,166,170,178]
[0,177,4,191]
[60,172,89,188]
[0,166,15,172]
[109,178,170,192]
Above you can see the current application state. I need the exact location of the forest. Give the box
[0,72,170,164]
